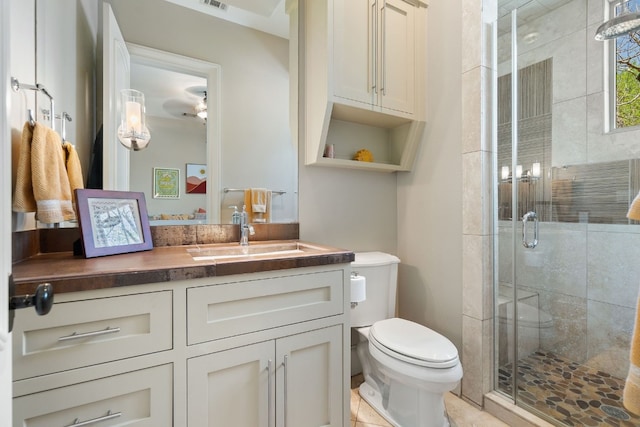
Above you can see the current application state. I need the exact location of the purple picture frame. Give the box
[75,189,153,258]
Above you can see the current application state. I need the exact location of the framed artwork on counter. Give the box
[75,189,153,258]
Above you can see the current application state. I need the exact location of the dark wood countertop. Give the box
[12,240,355,295]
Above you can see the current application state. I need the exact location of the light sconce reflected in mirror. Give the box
[117,89,151,151]
[500,162,541,183]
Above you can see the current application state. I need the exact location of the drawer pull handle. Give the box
[58,326,121,342]
[65,410,121,426]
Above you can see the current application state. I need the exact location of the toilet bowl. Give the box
[356,319,463,427]
[351,252,463,427]
[497,295,554,364]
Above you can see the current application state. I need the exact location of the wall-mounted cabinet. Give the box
[302,0,427,172]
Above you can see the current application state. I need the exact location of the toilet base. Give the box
[358,381,450,427]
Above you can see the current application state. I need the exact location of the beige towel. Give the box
[629,191,640,221]
[624,293,640,415]
[624,193,640,414]
[63,141,84,210]
[13,122,37,213]
[251,188,268,213]
[30,123,76,223]
[244,188,272,223]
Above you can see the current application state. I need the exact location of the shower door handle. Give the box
[522,211,538,249]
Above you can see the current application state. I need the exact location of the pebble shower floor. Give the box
[498,350,640,426]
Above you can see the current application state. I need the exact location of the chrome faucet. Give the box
[240,212,255,246]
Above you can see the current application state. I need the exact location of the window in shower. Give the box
[613,0,640,128]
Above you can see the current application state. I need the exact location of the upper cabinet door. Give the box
[333,0,415,116]
[333,0,374,106]
[378,0,415,114]
[100,2,130,191]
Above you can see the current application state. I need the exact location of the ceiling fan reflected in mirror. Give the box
[161,85,207,121]
[185,85,207,120]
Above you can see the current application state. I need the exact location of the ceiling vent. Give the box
[201,0,227,11]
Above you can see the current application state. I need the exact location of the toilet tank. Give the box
[350,252,401,328]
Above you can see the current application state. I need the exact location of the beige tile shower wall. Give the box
[460,0,494,407]
[497,0,640,168]
[497,221,640,379]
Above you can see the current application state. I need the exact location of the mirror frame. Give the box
[125,43,222,223]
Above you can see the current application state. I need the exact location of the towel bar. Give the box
[224,188,286,195]
[11,77,56,132]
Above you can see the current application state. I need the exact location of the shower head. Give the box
[595,0,640,41]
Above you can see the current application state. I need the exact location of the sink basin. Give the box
[187,241,326,261]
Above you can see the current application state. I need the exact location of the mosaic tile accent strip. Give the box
[498,350,640,426]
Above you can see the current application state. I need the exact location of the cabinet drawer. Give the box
[187,270,344,345]
[13,364,172,427]
[13,291,172,380]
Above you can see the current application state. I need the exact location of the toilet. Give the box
[497,295,554,365]
[351,252,463,427]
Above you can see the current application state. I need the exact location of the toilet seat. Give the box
[369,318,459,369]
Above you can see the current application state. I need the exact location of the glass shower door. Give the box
[494,1,640,425]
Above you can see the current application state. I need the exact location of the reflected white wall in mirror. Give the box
[126,44,218,224]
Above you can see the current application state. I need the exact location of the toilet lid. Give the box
[369,318,459,368]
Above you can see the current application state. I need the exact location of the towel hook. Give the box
[57,112,72,142]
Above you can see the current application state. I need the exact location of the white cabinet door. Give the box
[188,341,274,427]
[276,325,343,427]
[333,0,373,106]
[333,0,415,115]
[188,325,344,427]
[378,0,415,114]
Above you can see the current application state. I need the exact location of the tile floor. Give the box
[350,374,509,427]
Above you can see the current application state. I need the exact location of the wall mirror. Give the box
[105,0,298,225]
[19,0,298,229]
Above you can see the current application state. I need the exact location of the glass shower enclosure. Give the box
[494,0,640,425]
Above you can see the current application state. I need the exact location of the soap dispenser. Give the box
[230,206,241,224]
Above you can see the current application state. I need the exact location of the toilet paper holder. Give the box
[350,272,366,308]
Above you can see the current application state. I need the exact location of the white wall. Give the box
[129,116,207,217]
[397,0,463,351]
[299,166,397,254]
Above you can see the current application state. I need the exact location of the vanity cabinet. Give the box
[11,263,351,427]
[302,0,427,172]
[188,326,343,427]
